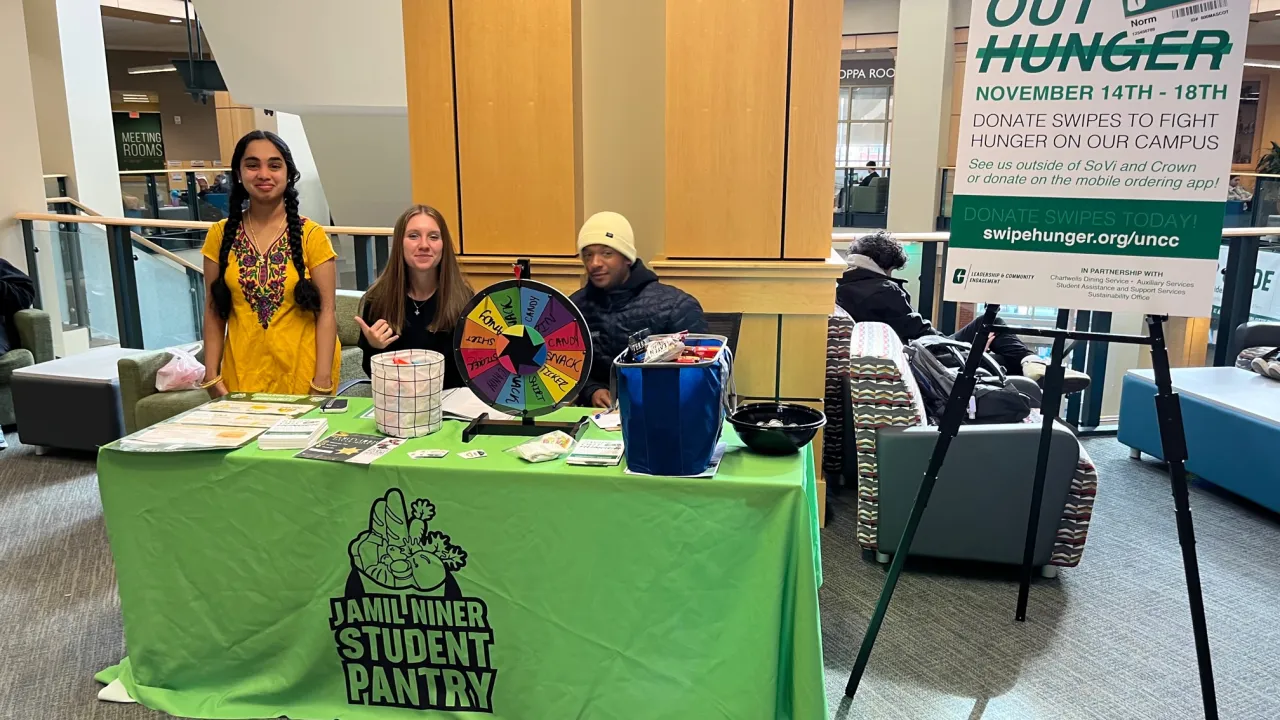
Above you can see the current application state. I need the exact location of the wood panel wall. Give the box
[214,92,255,168]
[784,0,843,259]
[451,0,580,257]
[402,0,461,248]
[664,0,790,258]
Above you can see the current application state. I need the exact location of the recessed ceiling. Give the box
[101,14,207,53]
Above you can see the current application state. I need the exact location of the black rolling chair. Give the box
[704,313,742,356]
[1227,321,1280,363]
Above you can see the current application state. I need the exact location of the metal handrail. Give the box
[41,199,203,274]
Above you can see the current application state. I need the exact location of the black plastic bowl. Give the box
[729,402,827,456]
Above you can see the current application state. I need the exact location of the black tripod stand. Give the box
[843,304,1218,720]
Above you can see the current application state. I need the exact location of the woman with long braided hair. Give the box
[199,130,340,396]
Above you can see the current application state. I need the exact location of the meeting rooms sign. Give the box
[945,0,1248,316]
[112,111,166,172]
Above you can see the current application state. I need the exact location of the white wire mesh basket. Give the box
[371,349,445,438]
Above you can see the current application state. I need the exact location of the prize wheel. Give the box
[453,279,593,417]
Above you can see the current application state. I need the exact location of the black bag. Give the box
[906,335,1032,425]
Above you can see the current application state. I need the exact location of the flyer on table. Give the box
[946,0,1248,316]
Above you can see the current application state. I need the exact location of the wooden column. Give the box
[451,0,580,257]
[214,92,256,167]
[402,0,461,246]
[783,0,843,259]
[664,0,789,259]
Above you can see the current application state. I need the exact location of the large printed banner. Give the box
[946,0,1249,316]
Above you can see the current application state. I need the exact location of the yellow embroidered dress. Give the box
[201,218,341,394]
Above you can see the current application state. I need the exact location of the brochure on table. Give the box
[118,424,265,453]
[945,0,1249,316]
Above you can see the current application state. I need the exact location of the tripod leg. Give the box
[844,303,1001,697]
[1147,315,1218,720]
[1015,333,1066,621]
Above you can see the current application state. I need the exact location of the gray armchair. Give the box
[335,289,369,397]
[875,422,1079,572]
[838,321,1097,573]
[0,309,55,425]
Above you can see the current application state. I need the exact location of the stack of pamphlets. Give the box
[565,439,625,466]
[259,418,328,450]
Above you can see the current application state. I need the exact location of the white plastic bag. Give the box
[156,346,205,392]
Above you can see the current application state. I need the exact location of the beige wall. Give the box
[105,50,221,165]
[1,0,46,264]
[580,0,665,261]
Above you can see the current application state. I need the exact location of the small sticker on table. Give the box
[409,449,449,459]
[459,449,487,459]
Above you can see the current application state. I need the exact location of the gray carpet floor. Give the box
[2,431,1278,720]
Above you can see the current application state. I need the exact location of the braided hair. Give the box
[210,130,321,320]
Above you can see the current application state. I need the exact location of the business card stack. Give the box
[259,418,328,450]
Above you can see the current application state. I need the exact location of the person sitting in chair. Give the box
[858,161,880,187]
[571,212,706,408]
[836,231,1089,393]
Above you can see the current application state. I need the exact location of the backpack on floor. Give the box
[906,335,1032,425]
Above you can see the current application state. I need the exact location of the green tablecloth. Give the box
[96,402,825,719]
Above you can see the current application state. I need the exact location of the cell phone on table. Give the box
[321,398,349,413]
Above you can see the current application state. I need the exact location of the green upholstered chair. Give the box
[0,309,55,425]
[118,345,209,434]
[850,176,888,214]
[118,291,371,434]
[335,289,369,397]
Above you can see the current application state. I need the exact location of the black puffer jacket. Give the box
[570,259,706,404]
[0,259,35,356]
[835,266,936,343]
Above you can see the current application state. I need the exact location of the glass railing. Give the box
[19,207,396,350]
[22,205,1271,432]
[22,210,207,350]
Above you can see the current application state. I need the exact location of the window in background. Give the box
[834,85,892,168]
[1233,80,1260,166]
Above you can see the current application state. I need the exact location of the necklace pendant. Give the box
[414,308,420,316]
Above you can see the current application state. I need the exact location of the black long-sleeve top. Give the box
[358,294,465,390]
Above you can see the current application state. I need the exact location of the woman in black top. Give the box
[356,205,475,388]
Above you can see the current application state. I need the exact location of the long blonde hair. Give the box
[363,205,474,334]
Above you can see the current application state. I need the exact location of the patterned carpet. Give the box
[1,431,1278,720]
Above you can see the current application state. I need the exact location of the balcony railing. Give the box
[20,205,1276,434]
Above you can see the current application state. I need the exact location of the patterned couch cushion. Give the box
[846,322,926,549]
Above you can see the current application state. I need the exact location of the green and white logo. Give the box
[953,268,967,284]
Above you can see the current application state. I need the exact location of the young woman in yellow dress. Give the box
[200,130,340,397]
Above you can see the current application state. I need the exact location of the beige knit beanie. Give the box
[576,211,637,262]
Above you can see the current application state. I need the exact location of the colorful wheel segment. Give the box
[453,279,593,417]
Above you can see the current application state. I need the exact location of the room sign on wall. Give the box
[112,111,166,172]
[945,0,1249,316]
[840,58,895,87]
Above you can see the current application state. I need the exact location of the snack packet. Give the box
[506,430,576,463]
[643,335,685,363]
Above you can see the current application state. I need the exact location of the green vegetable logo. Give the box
[347,488,468,596]
[332,489,498,712]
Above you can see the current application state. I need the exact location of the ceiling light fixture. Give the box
[121,94,152,103]
[127,64,178,75]
[169,17,184,23]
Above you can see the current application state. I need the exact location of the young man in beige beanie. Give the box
[570,211,706,408]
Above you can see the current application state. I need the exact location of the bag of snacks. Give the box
[506,430,577,463]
